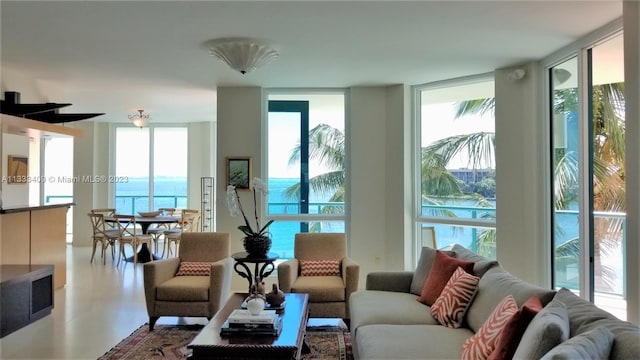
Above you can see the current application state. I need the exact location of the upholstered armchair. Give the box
[143,232,233,330]
[278,233,360,319]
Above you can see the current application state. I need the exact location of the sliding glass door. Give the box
[550,32,626,319]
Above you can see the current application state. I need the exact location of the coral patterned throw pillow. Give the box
[461,295,518,360]
[300,259,341,276]
[430,266,480,328]
[175,262,212,276]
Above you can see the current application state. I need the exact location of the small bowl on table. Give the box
[138,211,162,217]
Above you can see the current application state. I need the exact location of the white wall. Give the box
[188,121,216,213]
[1,67,48,208]
[217,86,409,291]
[72,121,99,246]
[348,87,390,282]
[1,133,30,207]
[216,87,263,291]
[494,63,548,286]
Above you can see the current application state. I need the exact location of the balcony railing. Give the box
[45,195,187,214]
[46,195,626,299]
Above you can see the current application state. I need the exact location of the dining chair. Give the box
[113,214,154,266]
[90,208,117,230]
[163,209,201,258]
[421,226,437,249]
[87,212,119,264]
[147,208,177,254]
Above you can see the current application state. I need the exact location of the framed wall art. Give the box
[7,155,28,184]
[226,156,252,190]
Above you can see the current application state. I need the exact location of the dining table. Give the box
[105,215,181,263]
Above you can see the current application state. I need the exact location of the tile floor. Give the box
[0,245,208,359]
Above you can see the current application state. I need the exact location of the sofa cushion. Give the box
[418,250,475,306]
[291,275,345,302]
[356,324,473,360]
[300,259,341,276]
[156,276,210,301]
[488,295,543,360]
[553,288,640,360]
[461,295,518,360]
[410,247,455,296]
[540,327,615,360]
[465,271,556,333]
[350,290,439,333]
[431,266,479,328]
[175,261,211,276]
[512,299,570,359]
[451,244,499,277]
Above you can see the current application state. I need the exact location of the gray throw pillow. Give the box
[451,244,499,277]
[409,247,454,295]
[540,327,615,360]
[513,299,570,359]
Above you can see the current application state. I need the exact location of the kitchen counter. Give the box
[0,203,74,289]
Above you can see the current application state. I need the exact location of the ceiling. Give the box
[0,1,622,124]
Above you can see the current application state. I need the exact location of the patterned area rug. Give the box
[98,324,353,360]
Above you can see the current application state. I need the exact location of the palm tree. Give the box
[281,83,625,279]
[420,122,497,256]
[283,124,346,221]
[452,83,625,290]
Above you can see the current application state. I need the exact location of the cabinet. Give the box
[201,177,214,232]
[1,265,54,337]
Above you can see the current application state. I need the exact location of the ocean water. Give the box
[114,177,580,258]
[115,177,345,259]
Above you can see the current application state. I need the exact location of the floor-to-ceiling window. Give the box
[114,126,188,214]
[266,92,346,259]
[43,136,74,242]
[414,75,496,259]
[549,31,626,319]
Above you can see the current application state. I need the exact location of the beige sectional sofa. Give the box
[349,245,640,359]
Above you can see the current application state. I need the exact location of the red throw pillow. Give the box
[175,262,211,276]
[430,266,480,328]
[487,295,543,360]
[461,295,519,360]
[300,259,341,276]
[418,250,475,305]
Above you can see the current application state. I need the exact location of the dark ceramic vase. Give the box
[243,235,272,257]
[266,284,285,307]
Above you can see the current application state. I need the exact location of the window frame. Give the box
[542,21,625,305]
[110,123,190,213]
[262,89,348,259]
[411,72,496,263]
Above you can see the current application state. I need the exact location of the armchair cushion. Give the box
[291,275,346,302]
[175,261,211,276]
[300,259,341,276]
[156,276,210,301]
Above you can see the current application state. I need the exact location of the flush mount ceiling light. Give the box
[205,37,279,74]
[129,109,150,128]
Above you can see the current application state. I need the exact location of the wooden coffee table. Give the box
[188,292,310,359]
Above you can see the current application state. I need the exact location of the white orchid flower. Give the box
[250,177,269,195]
[226,185,241,216]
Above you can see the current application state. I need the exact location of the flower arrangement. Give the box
[226,177,274,238]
